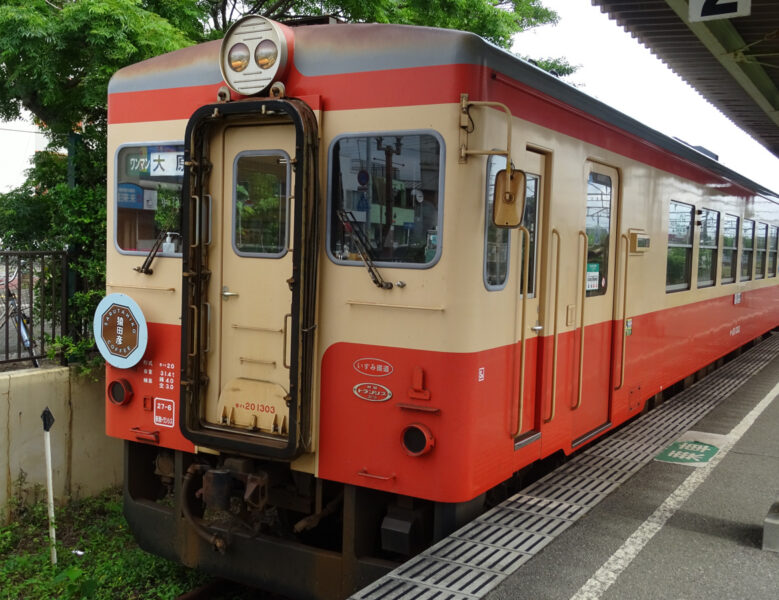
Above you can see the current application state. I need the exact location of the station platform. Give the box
[353,333,779,600]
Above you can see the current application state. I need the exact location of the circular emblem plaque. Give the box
[93,293,148,368]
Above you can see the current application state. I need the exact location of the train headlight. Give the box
[401,423,435,456]
[227,43,250,72]
[220,15,289,96]
[254,39,278,69]
[108,378,133,406]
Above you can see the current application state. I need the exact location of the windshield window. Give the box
[116,144,184,255]
[329,132,443,266]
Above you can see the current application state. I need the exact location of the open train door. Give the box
[570,162,620,446]
[180,100,319,459]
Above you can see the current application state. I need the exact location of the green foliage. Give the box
[0,485,209,600]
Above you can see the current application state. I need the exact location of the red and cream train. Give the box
[95,16,779,599]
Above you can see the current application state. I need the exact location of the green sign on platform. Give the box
[655,439,719,466]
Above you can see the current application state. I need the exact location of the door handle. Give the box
[531,325,543,332]
[222,286,239,299]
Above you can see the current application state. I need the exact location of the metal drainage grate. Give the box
[352,335,779,600]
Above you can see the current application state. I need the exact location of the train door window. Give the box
[697,208,719,288]
[768,226,778,277]
[585,172,612,297]
[740,219,754,281]
[666,200,694,292]
[721,214,739,284]
[483,156,539,292]
[115,144,184,255]
[233,151,290,257]
[484,155,510,289]
[754,222,767,279]
[328,132,443,267]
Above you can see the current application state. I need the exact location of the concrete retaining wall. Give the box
[0,367,122,519]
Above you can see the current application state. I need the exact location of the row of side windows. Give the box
[666,200,778,292]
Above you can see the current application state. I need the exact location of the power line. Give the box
[0,126,45,135]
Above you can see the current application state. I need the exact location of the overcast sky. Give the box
[1,2,777,194]
[513,0,779,194]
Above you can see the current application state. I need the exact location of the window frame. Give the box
[585,171,613,298]
[696,207,719,288]
[325,129,446,270]
[740,218,755,281]
[754,222,768,280]
[113,141,185,258]
[482,156,541,294]
[768,225,778,278]
[231,149,292,259]
[666,200,695,293]
[721,213,739,285]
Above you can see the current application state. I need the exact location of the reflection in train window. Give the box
[483,156,539,293]
[769,226,778,278]
[115,144,184,255]
[721,214,739,284]
[586,172,612,297]
[666,200,694,292]
[754,222,767,279]
[697,208,719,288]
[329,132,443,267]
[741,219,754,281]
[233,152,290,257]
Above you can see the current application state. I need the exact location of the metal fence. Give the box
[0,251,68,367]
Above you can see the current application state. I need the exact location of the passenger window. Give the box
[116,144,184,254]
[697,208,719,288]
[329,133,442,266]
[740,219,754,281]
[754,222,767,279]
[721,214,739,284]
[233,152,289,257]
[483,156,539,293]
[586,172,612,297]
[666,201,694,292]
[769,226,778,278]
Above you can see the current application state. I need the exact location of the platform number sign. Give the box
[690,0,750,22]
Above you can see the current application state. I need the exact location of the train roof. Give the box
[109,22,778,202]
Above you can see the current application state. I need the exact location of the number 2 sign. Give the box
[689,0,751,22]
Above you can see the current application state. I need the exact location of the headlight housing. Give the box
[220,16,289,96]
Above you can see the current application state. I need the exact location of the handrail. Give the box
[459,94,514,182]
[574,230,588,410]
[615,234,630,391]
[546,228,561,424]
[511,226,531,436]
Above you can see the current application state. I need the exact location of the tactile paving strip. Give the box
[351,335,779,599]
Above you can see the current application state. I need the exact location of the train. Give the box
[94,15,779,599]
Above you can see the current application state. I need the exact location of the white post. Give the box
[41,407,57,566]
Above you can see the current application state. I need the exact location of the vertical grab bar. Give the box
[511,226,531,437]
[573,230,588,410]
[190,195,201,249]
[545,228,561,423]
[615,234,630,391]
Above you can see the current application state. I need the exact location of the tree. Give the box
[0,0,568,358]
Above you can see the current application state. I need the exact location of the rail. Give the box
[0,251,68,367]
[512,226,531,437]
[546,229,562,423]
[574,231,588,410]
[615,233,630,391]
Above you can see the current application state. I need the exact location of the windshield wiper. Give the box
[336,209,392,290]
[134,229,166,275]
